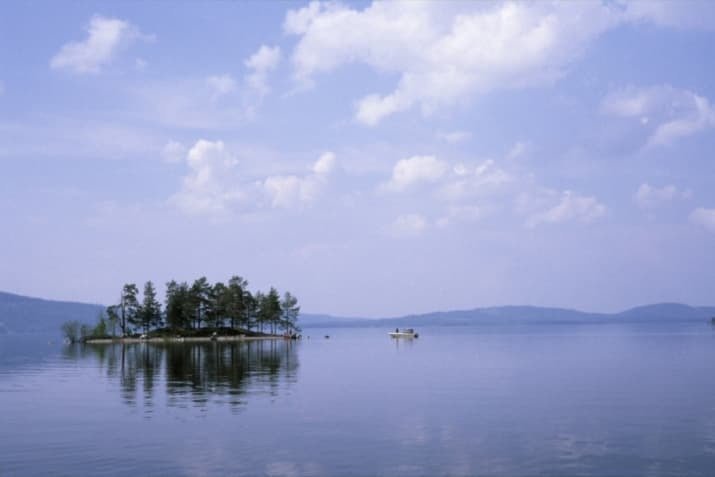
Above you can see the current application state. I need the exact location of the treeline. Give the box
[99,276,300,337]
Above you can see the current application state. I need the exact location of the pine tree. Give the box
[106,305,120,337]
[226,276,248,329]
[139,281,162,334]
[281,291,300,333]
[121,283,140,335]
[190,277,211,329]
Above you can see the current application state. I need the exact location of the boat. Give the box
[389,328,419,338]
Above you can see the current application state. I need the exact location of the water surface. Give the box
[2,324,715,476]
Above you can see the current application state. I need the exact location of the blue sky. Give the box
[1,1,714,317]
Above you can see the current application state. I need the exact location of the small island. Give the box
[62,275,300,344]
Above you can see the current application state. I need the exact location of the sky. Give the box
[1,1,714,317]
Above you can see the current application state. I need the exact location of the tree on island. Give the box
[281,292,301,333]
[94,274,301,337]
[120,284,140,336]
[61,320,81,342]
[137,281,162,334]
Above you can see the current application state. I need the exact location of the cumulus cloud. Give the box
[284,1,624,125]
[437,159,511,202]
[689,207,715,233]
[601,85,715,148]
[263,151,336,208]
[282,1,715,125]
[169,140,246,217]
[635,183,690,209]
[388,213,427,238]
[382,155,447,192]
[206,74,238,100]
[170,140,337,216]
[50,15,149,73]
[245,45,282,96]
[525,190,606,228]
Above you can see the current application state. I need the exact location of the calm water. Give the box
[2,324,715,476]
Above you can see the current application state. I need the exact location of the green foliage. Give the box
[139,281,162,333]
[281,292,301,332]
[121,283,140,336]
[190,277,212,329]
[80,323,93,340]
[102,275,300,336]
[106,305,119,337]
[93,311,108,337]
[61,320,81,342]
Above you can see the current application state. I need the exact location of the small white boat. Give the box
[389,328,419,338]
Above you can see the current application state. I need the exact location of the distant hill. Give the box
[616,303,715,322]
[0,291,104,334]
[1,290,714,334]
[301,303,715,328]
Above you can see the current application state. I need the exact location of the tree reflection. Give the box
[78,340,299,410]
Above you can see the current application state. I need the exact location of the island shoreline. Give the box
[84,334,292,344]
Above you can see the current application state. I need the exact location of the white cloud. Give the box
[170,140,337,216]
[689,207,715,233]
[245,45,282,96]
[601,85,715,147]
[388,213,427,238]
[285,1,623,125]
[438,159,511,202]
[283,1,715,125]
[312,151,336,175]
[50,15,149,74]
[161,140,187,163]
[437,130,472,144]
[206,74,238,100]
[525,190,606,228]
[635,183,690,209]
[263,152,336,208]
[169,140,246,217]
[382,155,447,192]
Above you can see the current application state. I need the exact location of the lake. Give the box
[2,323,715,476]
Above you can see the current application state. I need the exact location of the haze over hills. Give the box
[1,290,714,334]
[302,304,715,328]
[0,291,104,334]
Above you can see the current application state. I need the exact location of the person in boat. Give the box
[395,328,399,333]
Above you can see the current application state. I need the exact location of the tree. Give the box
[120,283,140,336]
[80,323,93,341]
[106,305,119,337]
[166,280,185,330]
[138,281,162,334]
[258,287,282,335]
[92,311,108,337]
[253,291,265,333]
[207,282,228,329]
[226,276,248,329]
[281,292,300,333]
[61,320,81,342]
[190,277,212,329]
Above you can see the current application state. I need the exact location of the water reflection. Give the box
[63,340,299,411]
